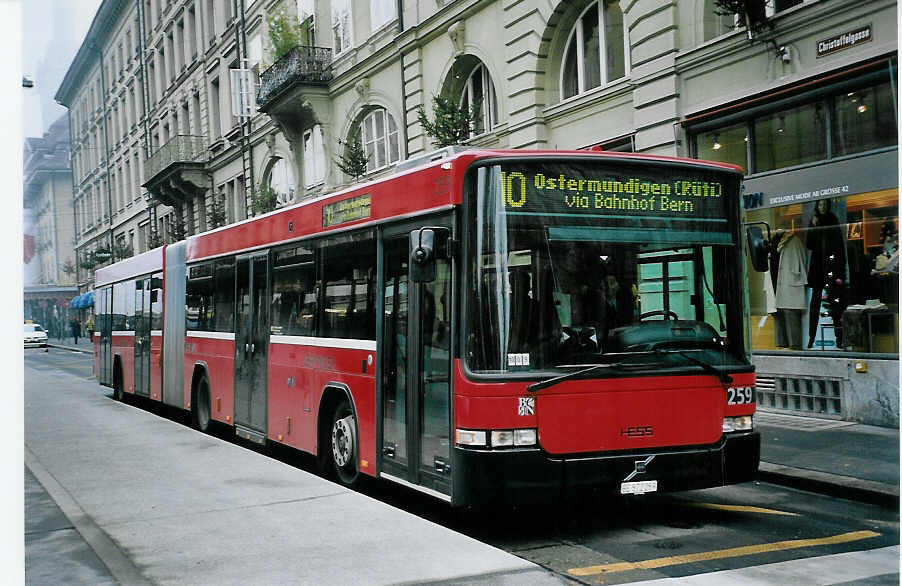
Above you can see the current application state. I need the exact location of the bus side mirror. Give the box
[410,227,448,283]
[745,224,770,273]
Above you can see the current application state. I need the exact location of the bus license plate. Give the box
[620,480,658,495]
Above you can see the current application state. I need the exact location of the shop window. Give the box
[561,1,628,100]
[833,81,897,157]
[691,78,897,175]
[696,122,748,171]
[745,190,897,355]
[754,102,827,173]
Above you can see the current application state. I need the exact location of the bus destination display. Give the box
[323,193,371,228]
[500,162,731,221]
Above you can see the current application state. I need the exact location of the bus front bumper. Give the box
[452,431,759,507]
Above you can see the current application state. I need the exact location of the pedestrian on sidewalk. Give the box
[86,314,95,339]
[70,317,80,345]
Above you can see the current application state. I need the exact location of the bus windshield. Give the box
[465,159,750,377]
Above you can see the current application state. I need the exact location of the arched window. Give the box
[561,1,628,100]
[268,157,295,206]
[360,108,400,172]
[460,62,498,137]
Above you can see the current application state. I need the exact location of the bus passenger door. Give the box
[380,224,453,498]
[99,286,112,385]
[134,278,151,397]
[234,254,269,442]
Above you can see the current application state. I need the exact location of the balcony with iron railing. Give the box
[257,46,332,111]
[143,135,209,207]
[145,134,208,181]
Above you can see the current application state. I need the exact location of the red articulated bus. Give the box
[93,148,760,506]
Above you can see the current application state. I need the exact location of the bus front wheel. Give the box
[328,399,359,487]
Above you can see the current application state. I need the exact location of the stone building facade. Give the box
[23,114,80,332]
[56,0,151,289]
[23,115,76,287]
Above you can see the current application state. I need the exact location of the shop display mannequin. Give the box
[772,223,808,350]
[805,199,847,348]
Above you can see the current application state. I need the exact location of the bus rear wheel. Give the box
[329,399,359,487]
[192,374,212,433]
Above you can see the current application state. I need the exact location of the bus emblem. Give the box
[518,397,535,416]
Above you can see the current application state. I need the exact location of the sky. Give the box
[22,0,104,138]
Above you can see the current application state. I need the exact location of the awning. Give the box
[70,292,95,308]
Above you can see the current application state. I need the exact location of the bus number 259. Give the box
[726,386,755,405]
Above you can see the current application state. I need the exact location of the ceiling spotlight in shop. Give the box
[712,134,722,150]
[857,93,868,113]
[777,115,785,134]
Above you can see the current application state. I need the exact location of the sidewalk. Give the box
[756,410,899,507]
[24,361,564,585]
[47,336,92,353]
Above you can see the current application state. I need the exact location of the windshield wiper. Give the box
[654,348,733,384]
[526,362,647,393]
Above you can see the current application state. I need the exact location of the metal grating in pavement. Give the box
[756,410,859,431]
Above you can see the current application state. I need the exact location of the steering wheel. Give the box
[639,310,679,321]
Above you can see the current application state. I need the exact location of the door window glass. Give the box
[382,238,408,467]
[420,258,451,473]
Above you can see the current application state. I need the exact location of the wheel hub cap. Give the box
[331,415,355,468]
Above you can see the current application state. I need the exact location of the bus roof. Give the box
[182,149,743,263]
[95,246,164,287]
[89,149,744,282]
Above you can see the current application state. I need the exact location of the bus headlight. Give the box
[456,428,537,448]
[513,428,537,446]
[491,430,514,446]
[723,415,754,433]
[491,429,537,447]
[455,429,487,446]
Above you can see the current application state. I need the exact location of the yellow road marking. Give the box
[687,502,799,516]
[568,530,880,577]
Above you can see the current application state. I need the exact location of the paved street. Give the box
[24,346,900,584]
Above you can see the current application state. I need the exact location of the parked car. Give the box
[24,323,48,349]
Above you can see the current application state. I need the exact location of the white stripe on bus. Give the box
[269,335,376,351]
[185,331,236,341]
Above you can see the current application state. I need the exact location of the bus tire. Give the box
[191,373,212,433]
[112,361,123,402]
[328,398,359,487]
